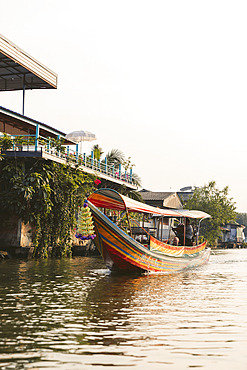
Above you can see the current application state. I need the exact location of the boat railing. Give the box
[131,226,156,236]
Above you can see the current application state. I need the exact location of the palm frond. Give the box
[106,149,125,166]
[131,172,142,187]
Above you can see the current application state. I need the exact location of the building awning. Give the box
[0,34,57,91]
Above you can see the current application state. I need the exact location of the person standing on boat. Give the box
[185,219,193,246]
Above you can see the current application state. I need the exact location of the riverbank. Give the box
[0,241,100,260]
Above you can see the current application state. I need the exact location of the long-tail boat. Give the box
[87,188,211,273]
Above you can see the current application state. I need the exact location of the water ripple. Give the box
[0,251,247,369]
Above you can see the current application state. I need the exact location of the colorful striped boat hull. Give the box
[89,201,211,273]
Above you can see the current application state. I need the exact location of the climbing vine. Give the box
[0,158,94,257]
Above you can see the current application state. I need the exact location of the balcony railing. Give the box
[0,134,134,185]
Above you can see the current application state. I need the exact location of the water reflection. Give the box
[0,251,247,369]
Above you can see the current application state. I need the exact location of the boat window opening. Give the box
[126,209,133,238]
[141,214,145,243]
[160,217,163,241]
[157,217,160,240]
[168,218,173,243]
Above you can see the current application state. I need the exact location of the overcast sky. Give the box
[1,0,247,211]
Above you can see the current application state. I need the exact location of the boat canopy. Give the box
[88,188,211,219]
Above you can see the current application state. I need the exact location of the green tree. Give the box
[0,158,94,257]
[185,181,236,246]
[122,156,135,171]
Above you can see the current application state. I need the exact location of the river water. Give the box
[0,249,247,369]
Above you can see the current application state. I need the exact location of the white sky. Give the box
[1,0,247,211]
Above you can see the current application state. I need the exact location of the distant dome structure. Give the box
[180,186,192,192]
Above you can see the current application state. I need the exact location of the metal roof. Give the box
[139,191,182,209]
[0,106,75,145]
[140,191,178,201]
[0,34,57,91]
[177,191,193,202]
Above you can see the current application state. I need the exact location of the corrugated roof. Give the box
[0,34,57,91]
[140,191,177,201]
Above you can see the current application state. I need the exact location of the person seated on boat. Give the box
[173,236,179,246]
[172,223,184,245]
[135,234,148,243]
[185,218,193,246]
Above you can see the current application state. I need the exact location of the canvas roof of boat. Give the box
[88,188,211,219]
